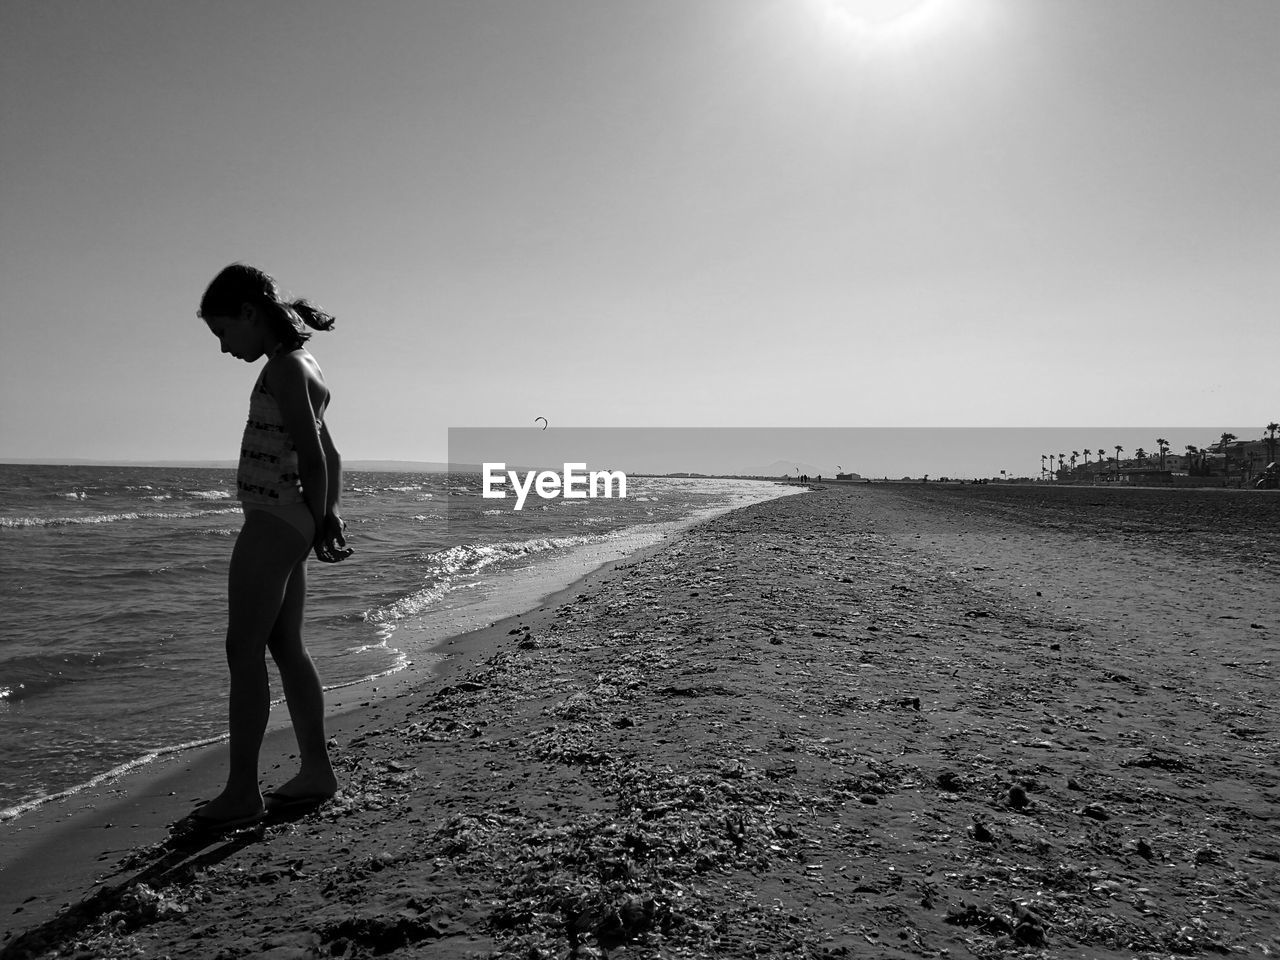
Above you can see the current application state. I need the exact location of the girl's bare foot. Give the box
[178,789,265,831]
[266,769,339,805]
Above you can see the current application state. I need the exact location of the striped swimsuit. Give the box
[237,364,320,544]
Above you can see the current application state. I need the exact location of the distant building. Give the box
[1222,439,1274,479]
[1043,434,1278,484]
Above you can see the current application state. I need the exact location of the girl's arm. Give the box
[316,422,351,561]
[320,422,342,514]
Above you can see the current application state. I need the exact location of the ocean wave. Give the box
[0,732,230,823]
[363,582,449,636]
[426,534,601,576]
[186,489,232,500]
[0,675,70,704]
[363,533,602,629]
[0,507,242,529]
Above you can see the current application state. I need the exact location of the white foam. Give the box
[186,489,232,500]
[0,507,243,529]
[0,732,228,823]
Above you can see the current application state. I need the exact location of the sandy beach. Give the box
[3,483,1278,959]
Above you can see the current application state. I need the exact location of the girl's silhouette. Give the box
[187,263,348,831]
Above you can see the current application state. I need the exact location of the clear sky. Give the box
[3,0,1278,475]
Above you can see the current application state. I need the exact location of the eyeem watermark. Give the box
[482,462,627,511]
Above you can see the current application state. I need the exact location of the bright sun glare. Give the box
[818,0,949,45]
[833,0,931,27]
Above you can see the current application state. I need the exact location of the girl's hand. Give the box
[314,511,353,563]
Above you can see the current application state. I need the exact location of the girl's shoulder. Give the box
[264,348,330,414]
[263,349,325,393]
[265,347,323,378]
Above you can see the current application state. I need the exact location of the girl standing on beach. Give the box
[189,263,350,830]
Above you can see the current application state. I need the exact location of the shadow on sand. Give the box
[0,803,322,960]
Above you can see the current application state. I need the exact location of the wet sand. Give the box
[2,484,1278,959]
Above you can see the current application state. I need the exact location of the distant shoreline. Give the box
[0,461,826,480]
[0,459,450,472]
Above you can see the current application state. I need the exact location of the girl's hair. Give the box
[199,263,336,350]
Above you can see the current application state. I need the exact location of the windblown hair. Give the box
[199,263,336,350]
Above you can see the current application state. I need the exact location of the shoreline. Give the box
[4,484,1277,959]
[0,532,680,932]
[0,469,791,828]
[0,483,792,824]
[0,488,798,934]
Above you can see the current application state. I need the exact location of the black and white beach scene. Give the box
[2,2,1278,957]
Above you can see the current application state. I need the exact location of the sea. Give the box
[0,463,796,820]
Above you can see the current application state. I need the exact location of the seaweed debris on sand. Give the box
[4,485,1278,959]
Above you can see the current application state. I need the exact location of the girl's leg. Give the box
[202,511,309,819]
[267,559,338,798]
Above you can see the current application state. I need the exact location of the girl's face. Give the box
[204,309,268,362]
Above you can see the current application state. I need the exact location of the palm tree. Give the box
[1135,447,1148,462]
[1071,451,1079,472]
[1185,444,1200,476]
[1082,448,1092,468]
[1219,433,1237,478]
[1265,422,1278,465]
[1156,438,1169,470]
[1058,453,1066,478]
[1114,445,1124,477]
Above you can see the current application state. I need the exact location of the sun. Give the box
[830,0,932,28]
[813,0,952,46]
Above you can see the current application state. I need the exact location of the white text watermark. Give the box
[482,462,627,511]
